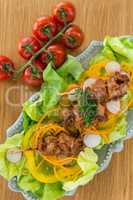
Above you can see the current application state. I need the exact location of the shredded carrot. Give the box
[32,123,69,148]
[66,83,80,91]
[58,84,80,96]
[42,155,77,166]
[37,108,59,127]
[80,60,109,82]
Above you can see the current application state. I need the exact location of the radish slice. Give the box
[83,78,97,91]
[120,71,130,79]
[106,99,120,114]
[83,134,102,148]
[105,61,121,73]
[7,148,22,163]
[68,88,78,102]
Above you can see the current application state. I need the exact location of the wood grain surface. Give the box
[0,0,133,200]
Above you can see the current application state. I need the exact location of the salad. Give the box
[0,36,133,200]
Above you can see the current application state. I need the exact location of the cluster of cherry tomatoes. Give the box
[0,1,84,87]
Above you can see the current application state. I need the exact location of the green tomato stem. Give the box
[60,8,68,26]
[13,23,71,79]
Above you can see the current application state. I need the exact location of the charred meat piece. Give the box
[41,136,57,155]
[61,108,77,134]
[107,71,129,99]
[60,107,84,137]
[91,79,108,102]
[72,104,84,130]
[92,103,107,127]
[37,133,83,158]
[97,103,107,120]
[58,133,83,157]
[107,76,120,99]
[115,71,130,84]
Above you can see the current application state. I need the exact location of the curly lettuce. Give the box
[63,148,98,191]
[90,36,133,64]
[18,175,64,200]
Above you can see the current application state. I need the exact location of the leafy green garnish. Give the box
[77,89,97,125]
[23,111,36,132]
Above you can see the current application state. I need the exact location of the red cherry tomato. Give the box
[18,36,41,60]
[22,65,43,87]
[39,52,49,66]
[53,1,75,25]
[33,59,46,71]
[32,16,57,42]
[62,24,84,49]
[39,44,66,68]
[0,56,14,80]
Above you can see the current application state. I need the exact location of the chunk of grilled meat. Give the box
[97,103,107,119]
[91,79,108,102]
[92,103,107,127]
[107,71,129,100]
[72,104,84,130]
[58,133,83,157]
[88,71,130,102]
[37,133,83,158]
[61,108,77,135]
[60,107,84,137]
[115,71,130,84]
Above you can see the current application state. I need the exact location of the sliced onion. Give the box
[83,134,102,148]
[106,99,120,114]
[68,88,78,102]
[83,78,97,91]
[7,148,22,163]
[105,61,121,73]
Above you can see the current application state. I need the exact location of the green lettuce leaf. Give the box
[90,36,133,65]
[41,183,64,200]
[63,148,98,191]
[109,91,133,143]
[109,115,127,142]
[0,133,24,180]
[23,111,36,132]
[41,63,68,112]
[17,175,44,198]
[89,44,116,65]
[18,175,64,200]
[23,96,44,121]
[23,56,83,121]
[18,175,42,192]
[104,36,133,63]
[57,55,83,81]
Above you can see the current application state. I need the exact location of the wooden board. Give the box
[0,0,133,200]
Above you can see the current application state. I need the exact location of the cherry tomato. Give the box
[53,1,75,25]
[32,16,57,42]
[22,65,43,87]
[18,36,41,60]
[39,44,66,68]
[0,56,14,80]
[33,59,46,71]
[62,24,84,49]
